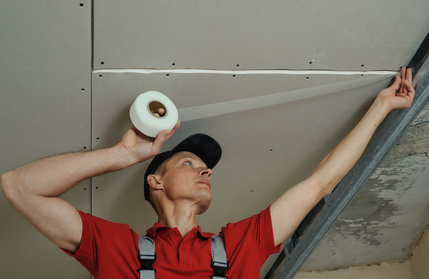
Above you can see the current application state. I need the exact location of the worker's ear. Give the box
[147,174,163,190]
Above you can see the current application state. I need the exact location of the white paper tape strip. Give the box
[177,75,393,122]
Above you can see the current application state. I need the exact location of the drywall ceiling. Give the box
[0,1,428,279]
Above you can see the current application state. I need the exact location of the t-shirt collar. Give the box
[146,222,215,239]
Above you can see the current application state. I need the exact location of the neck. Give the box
[156,201,199,238]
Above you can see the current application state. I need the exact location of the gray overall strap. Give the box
[138,234,228,279]
[138,236,156,279]
[211,235,228,279]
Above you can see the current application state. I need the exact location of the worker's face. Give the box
[160,151,213,213]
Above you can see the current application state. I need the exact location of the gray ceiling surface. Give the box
[1,1,429,279]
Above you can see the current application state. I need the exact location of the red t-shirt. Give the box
[64,206,280,278]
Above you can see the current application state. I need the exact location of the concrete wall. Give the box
[294,262,410,279]
[410,227,429,279]
[294,227,429,279]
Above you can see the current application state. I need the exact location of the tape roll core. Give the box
[130,91,178,138]
[148,101,167,118]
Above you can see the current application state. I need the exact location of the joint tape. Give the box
[177,75,394,122]
[130,91,178,137]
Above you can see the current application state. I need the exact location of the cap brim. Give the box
[169,133,222,169]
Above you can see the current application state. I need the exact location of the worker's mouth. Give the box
[197,179,211,188]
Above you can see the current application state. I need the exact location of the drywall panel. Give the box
[93,0,429,70]
[91,71,393,277]
[0,1,91,278]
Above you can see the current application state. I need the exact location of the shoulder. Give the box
[220,206,280,275]
[79,210,137,231]
[78,211,139,248]
[69,212,140,278]
[220,206,273,236]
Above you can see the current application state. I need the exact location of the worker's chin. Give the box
[197,198,211,215]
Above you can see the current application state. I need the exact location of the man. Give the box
[1,68,415,278]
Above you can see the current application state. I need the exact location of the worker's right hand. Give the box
[117,120,180,166]
[376,67,415,112]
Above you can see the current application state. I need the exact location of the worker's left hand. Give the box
[377,67,415,111]
[118,120,181,165]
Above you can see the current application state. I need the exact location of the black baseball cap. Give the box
[144,133,222,201]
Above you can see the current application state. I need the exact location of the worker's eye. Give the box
[184,161,193,167]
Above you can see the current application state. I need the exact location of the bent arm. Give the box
[1,147,131,252]
[270,68,414,246]
[1,124,179,253]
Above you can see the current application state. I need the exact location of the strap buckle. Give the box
[139,253,156,270]
[210,259,228,279]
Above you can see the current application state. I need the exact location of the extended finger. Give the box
[404,80,415,99]
[405,68,413,84]
[391,73,402,92]
[400,67,406,93]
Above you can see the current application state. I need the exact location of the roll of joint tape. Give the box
[129,91,178,138]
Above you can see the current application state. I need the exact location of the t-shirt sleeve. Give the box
[220,205,281,267]
[61,211,99,275]
[61,210,138,278]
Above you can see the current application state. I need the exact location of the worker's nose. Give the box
[199,168,212,178]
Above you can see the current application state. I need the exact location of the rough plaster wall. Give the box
[293,226,429,279]
[410,227,429,279]
[294,262,410,279]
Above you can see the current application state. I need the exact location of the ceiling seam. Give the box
[92,68,398,76]
[89,0,95,218]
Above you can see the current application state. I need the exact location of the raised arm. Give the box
[0,122,179,253]
[271,68,415,246]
